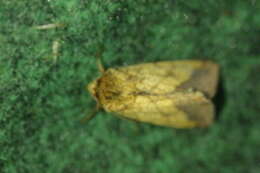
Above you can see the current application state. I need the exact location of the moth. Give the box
[87,60,219,128]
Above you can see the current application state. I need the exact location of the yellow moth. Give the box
[87,60,219,128]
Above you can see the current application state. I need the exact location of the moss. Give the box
[1,0,260,172]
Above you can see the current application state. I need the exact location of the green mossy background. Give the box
[1,0,260,172]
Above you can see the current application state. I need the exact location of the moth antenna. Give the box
[95,44,105,74]
[80,104,101,124]
[97,58,105,74]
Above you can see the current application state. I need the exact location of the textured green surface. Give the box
[1,0,260,172]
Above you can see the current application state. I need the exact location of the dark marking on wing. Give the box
[177,101,214,127]
[177,62,219,98]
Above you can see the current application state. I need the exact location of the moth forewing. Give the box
[175,61,219,98]
[87,60,219,128]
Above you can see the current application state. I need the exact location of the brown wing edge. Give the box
[177,61,219,98]
[177,99,215,127]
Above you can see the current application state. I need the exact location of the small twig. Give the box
[52,39,60,63]
[34,23,65,30]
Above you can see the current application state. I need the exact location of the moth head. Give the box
[87,79,99,101]
[82,79,101,123]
